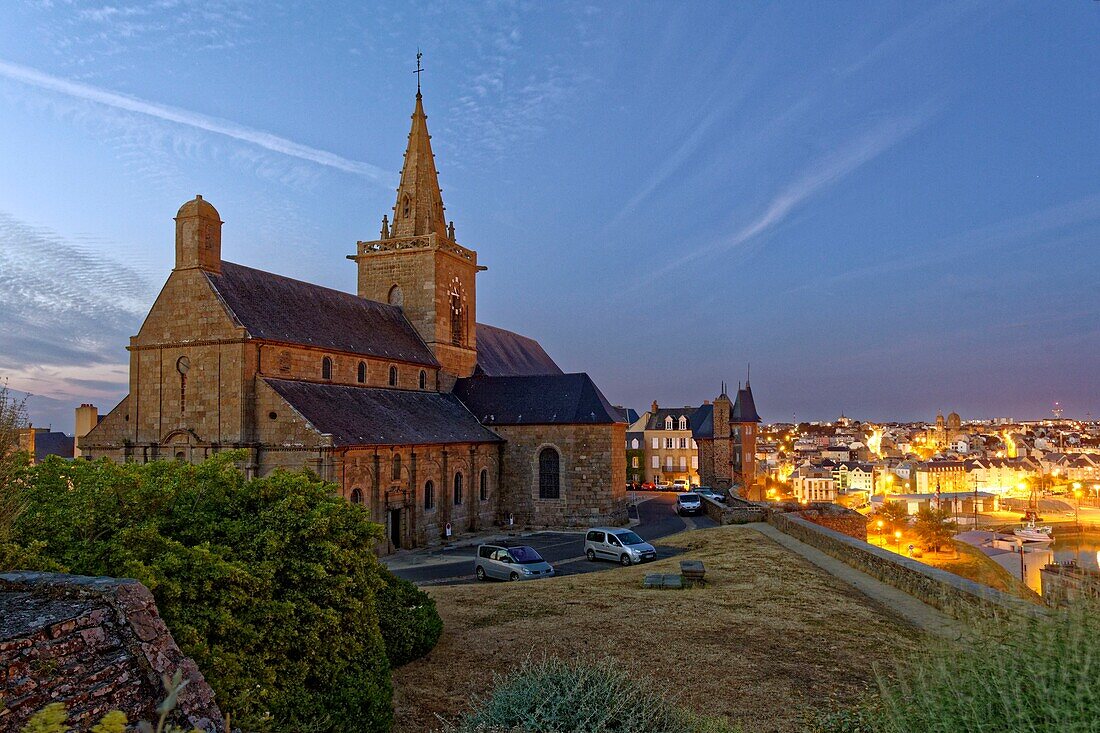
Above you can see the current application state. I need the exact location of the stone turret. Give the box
[174,195,222,273]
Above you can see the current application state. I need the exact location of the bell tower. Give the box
[351,86,483,382]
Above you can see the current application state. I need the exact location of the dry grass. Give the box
[919,539,1042,602]
[392,525,925,732]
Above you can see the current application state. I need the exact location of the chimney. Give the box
[74,403,98,458]
[651,400,659,414]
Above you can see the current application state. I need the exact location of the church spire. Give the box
[391,84,449,240]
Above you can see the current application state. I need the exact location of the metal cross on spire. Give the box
[413,49,424,95]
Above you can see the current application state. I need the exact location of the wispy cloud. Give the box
[0,59,390,181]
[635,104,937,286]
[0,210,149,384]
[784,192,1100,295]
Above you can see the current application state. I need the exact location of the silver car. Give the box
[584,528,657,566]
[474,544,554,581]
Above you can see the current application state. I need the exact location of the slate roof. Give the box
[453,373,623,426]
[265,378,500,446]
[689,404,714,439]
[474,323,562,377]
[207,262,438,366]
[644,407,698,430]
[732,382,762,423]
[33,432,74,461]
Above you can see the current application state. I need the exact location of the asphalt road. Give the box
[389,491,717,585]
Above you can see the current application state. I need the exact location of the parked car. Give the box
[675,493,703,516]
[672,479,689,491]
[584,528,657,566]
[692,487,725,503]
[640,481,657,491]
[474,544,555,581]
[655,481,673,491]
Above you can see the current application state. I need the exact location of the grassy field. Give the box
[920,539,1042,601]
[392,525,925,732]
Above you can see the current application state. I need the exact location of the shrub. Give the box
[377,567,444,667]
[449,657,739,733]
[5,454,441,732]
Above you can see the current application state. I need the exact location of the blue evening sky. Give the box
[1,1,1098,432]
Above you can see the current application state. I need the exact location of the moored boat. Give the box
[1013,522,1054,543]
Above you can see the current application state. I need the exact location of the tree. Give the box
[914,506,958,553]
[0,380,28,460]
[4,453,442,733]
[0,382,29,553]
[877,500,910,534]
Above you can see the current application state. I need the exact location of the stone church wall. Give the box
[492,423,627,528]
[256,342,438,391]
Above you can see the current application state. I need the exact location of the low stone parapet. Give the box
[0,572,225,732]
[766,513,1043,620]
[700,495,767,524]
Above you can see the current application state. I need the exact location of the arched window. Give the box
[453,473,464,506]
[679,416,688,430]
[479,469,489,501]
[388,284,403,307]
[402,195,411,218]
[389,365,398,387]
[350,488,363,505]
[664,416,673,430]
[424,480,435,511]
[322,356,332,380]
[357,361,366,384]
[392,454,401,481]
[538,447,560,499]
[419,370,427,390]
[175,450,186,463]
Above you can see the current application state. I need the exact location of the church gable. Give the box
[135,268,244,346]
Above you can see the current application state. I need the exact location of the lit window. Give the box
[652,455,659,468]
[665,417,673,430]
[631,438,639,449]
[652,437,659,450]
[679,416,687,430]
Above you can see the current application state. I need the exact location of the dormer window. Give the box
[678,416,688,430]
[664,416,673,430]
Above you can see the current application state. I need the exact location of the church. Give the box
[81,89,628,552]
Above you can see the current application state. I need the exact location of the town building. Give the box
[81,88,627,552]
[791,462,837,503]
[634,402,700,485]
[691,382,763,500]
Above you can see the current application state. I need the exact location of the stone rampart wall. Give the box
[0,572,224,732]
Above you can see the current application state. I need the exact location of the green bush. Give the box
[449,657,739,733]
[377,567,443,667]
[3,454,441,733]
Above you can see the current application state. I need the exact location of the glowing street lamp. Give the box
[894,529,902,554]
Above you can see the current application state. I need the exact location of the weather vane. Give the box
[414,49,424,94]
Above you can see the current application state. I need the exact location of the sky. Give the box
[1,0,1098,433]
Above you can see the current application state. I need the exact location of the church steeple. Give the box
[391,92,449,240]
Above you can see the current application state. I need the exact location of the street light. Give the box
[894,529,902,554]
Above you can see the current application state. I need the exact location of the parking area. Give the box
[387,491,717,585]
